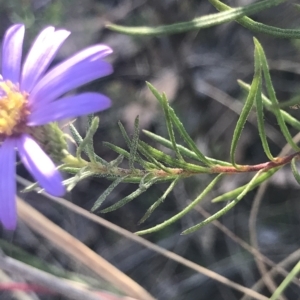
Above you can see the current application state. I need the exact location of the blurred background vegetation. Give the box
[1,0,300,299]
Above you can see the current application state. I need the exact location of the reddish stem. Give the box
[211,152,300,174]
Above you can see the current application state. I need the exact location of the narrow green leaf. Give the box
[138,142,175,174]
[230,44,260,166]
[254,43,274,161]
[91,153,108,166]
[103,141,155,170]
[100,177,159,213]
[212,167,280,202]
[168,106,212,166]
[136,174,223,235]
[108,155,124,168]
[147,81,211,166]
[139,173,152,187]
[270,261,300,300]
[238,80,300,131]
[138,140,182,167]
[86,114,95,130]
[67,168,95,192]
[182,170,264,234]
[161,93,184,161]
[209,0,300,39]
[107,0,286,36]
[139,177,181,224]
[138,141,211,173]
[76,117,99,163]
[69,122,108,166]
[129,116,140,170]
[143,130,232,166]
[91,176,127,212]
[69,123,83,146]
[146,82,163,105]
[102,142,130,158]
[291,157,300,185]
[255,38,300,151]
[118,121,132,147]
[85,118,99,164]
[118,121,151,168]
[60,166,81,175]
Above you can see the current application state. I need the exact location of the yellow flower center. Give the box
[0,81,29,136]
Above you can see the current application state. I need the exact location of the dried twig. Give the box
[17,197,155,300]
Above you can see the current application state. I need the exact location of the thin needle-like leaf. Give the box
[254,42,274,161]
[138,142,174,174]
[67,169,96,192]
[138,141,211,173]
[270,261,300,300]
[254,38,300,151]
[129,116,140,170]
[118,121,151,168]
[91,176,127,212]
[108,155,124,168]
[69,122,108,166]
[209,0,300,39]
[103,141,155,170]
[69,123,83,146]
[161,93,184,161]
[136,174,223,235]
[81,117,99,164]
[139,177,181,224]
[238,80,300,131]
[107,0,286,36]
[291,157,300,185]
[146,82,212,166]
[86,114,94,130]
[143,130,232,166]
[182,170,264,234]
[230,43,261,166]
[168,107,212,166]
[101,177,159,213]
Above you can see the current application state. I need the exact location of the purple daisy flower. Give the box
[0,24,113,229]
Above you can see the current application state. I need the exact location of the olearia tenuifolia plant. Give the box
[0,24,113,229]
[55,0,300,238]
[8,0,300,242]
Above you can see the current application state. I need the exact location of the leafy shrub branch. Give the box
[58,37,300,236]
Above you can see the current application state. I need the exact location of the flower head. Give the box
[0,24,113,229]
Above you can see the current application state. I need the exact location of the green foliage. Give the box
[107,0,286,36]
[253,41,274,161]
[58,36,300,240]
[230,42,261,166]
[135,174,223,235]
[255,39,300,151]
[182,170,264,234]
[58,1,300,244]
[209,0,300,39]
[270,261,300,300]
[39,2,300,296]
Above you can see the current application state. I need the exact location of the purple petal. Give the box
[21,27,70,93]
[0,138,17,230]
[2,24,25,83]
[28,93,111,125]
[29,45,113,106]
[17,134,65,196]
